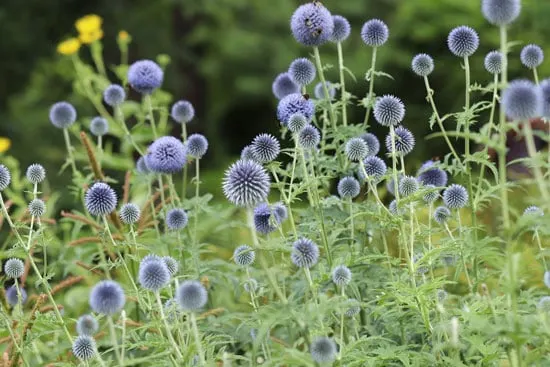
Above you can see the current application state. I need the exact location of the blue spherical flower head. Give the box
[345,299,361,317]
[254,202,276,235]
[103,84,126,107]
[223,160,270,207]
[544,271,550,289]
[310,336,337,364]
[136,156,151,175]
[434,206,451,224]
[166,208,188,230]
[484,51,503,74]
[163,256,179,276]
[386,174,403,197]
[539,79,550,119]
[337,177,360,199]
[447,26,479,57]
[234,244,255,266]
[298,125,321,149]
[119,203,140,224]
[314,81,336,100]
[443,184,469,209]
[26,163,46,184]
[85,182,117,217]
[72,335,96,361]
[399,176,419,197]
[288,113,309,133]
[411,53,434,77]
[272,72,300,100]
[186,134,209,159]
[361,19,389,47]
[423,184,440,204]
[49,101,77,129]
[291,238,319,268]
[139,258,170,292]
[176,280,208,312]
[290,2,334,47]
[146,136,187,174]
[6,285,27,307]
[502,79,542,120]
[417,160,448,187]
[482,0,521,26]
[345,137,369,162]
[251,134,280,163]
[89,280,125,315]
[90,117,109,137]
[171,100,195,124]
[76,314,99,336]
[523,205,544,217]
[277,93,315,125]
[360,133,380,156]
[127,60,163,94]
[520,44,544,69]
[272,202,288,224]
[362,156,387,182]
[142,254,163,265]
[386,126,415,156]
[240,145,258,162]
[332,265,352,286]
[0,164,11,191]
[5,258,24,279]
[28,199,46,218]
[374,95,405,127]
[330,15,351,42]
[288,58,316,86]
[243,278,258,293]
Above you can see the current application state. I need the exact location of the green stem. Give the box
[182,124,188,199]
[313,47,336,129]
[190,313,206,366]
[464,56,471,171]
[522,121,550,202]
[107,316,123,365]
[498,25,511,231]
[144,94,158,138]
[363,47,378,128]
[534,229,548,270]
[155,292,184,361]
[63,128,77,175]
[337,42,348,126]
[270,166,298,238]
[115,106,144,156]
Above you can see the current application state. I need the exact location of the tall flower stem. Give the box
[522,121,550,202]
[313,47,336,129]
[464,56,472,172]
[348,197,355,251]
[338,286,346,361]
[498,25,511,230]
[389,126,400,204]
[189,313,206,366]
[107,316,123,365]
[534,229,548,270]
[270,167,298,238]
[63,128,77,175]
[155,292,184,361]
[181,124,188,199]
[363,47,378,128]
[114,106,144,156]
[337,42,348,126]
[193,159,201,261]
[144,94,158,138]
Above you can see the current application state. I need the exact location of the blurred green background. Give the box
[1,0,550,187]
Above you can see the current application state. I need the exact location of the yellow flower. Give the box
[79,29,104,44]
[0,137,11,153]
[118,30,129,41]
[75,14,102,34]
[57,38,81,55]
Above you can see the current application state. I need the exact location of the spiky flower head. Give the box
[288,113,309,133]
[345,137,369,162]
[4,258,24,279]
[119,203,140,224]
[362,156,387,181]
[146,136,187,174]
[251,134,280,163]
[142,254,163,265]
[166,208,188,230]
[89,280,125,315]
[386,174,403,197]
[540,79,550,119]
[243,278,259,293]
[337,177,360,199]
[72,335,96,361]
[423,184,440,204]
[49,101,77,129]
[6,286,27,307]
[85,182,117,216]
[314,81,336,100]
[171,100,195,124]
[484,51,503,74]
[76,314,99,336]
[240,145,258,162]
[103,84,126,107]
[523,205,544,217]
[254,202,276,235]
[373,95,405,127]
[185,134,209,159]
[272,72,300,100]
[447,26,479,57]
[223,160,270,207]
[417,160,448,187]
[0,164,10,191]
[233,244,255,267]
[88,117,109,138]
[389,199,402,216]
[386,126,415,156]
[330,15,351,42]
[139,258,170,292]
[310,337,337,364]
[482,0,521,26]
[26,164,46,184]
[298,125,321,149]
[345,299,361,317]
[136,156,150,175]
[360,19,389,47]
[163,256,179,276]
[28,199,46,218]
[399,176,419,197]
[272,202,288,224]
[411,53,434,77]
[127,60,163,94]
[288,58,316,86]
[291,238,319,268]
[360,133,380,156]
[502,79,542,120]
[434,206,452,224]
[520,44,544,69]
[277,93,315,125]
[176,280,208,311]
[443,184,469,209]
[290,2,334,47]
[332,265,352,286]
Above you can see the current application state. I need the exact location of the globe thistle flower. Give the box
[223,160,270,207]
[502,79,543,120]
[185,134,209,159]
[345,299,361,317]
[417,160,448,187]
[240,145,257,162]
[254,202,276,235]
[345,137,369,162]
[373,95,405,127]
[447,26,479,58]
[434,206,452,224]
[437,289,448,303]
[538,296,550,312]
[386,174,403,197]
[233,245,255,267]
[423,185,440,204]
[243,278,259,293]
[523,205,544,217]
[337,177,360,199]
[539,79,550,119]
[386,126,415,156]
[291,238,319,268]
[176,280,208,311]
[288,113,309,133]
[136,156,150,174]
[166,208,188,230]
[298,125,321,149]
[4,258,24,279]
[28,199,46,218]
[251,134,280,163]
[288,58,316,86]
[520,44,544,69]
[146,136,187,174]
[272,202,288,224]
[330,15,351,42]
[388,199,403,216]
[443,184,469,209]
[90,117,109,137]
[171,100,195,124]
[163,256,179,276]
[85,182,117,216]
[332,265,352,286]
[360,133,380,156]
[103,84,126,107]
[142,254,163,265]
[360,19,389,47]
[544,271,550,289]
[277,93,315,125]
[127,60,163,94]
[6,285,27,307]
[138,258,170,292]
[89,280,125,315]
[119,203,140,224]
[413,253,429,275]
[76,314,99,336]
[26,164,46,184]
[362,156,387,181]
[310,336,337,364]
[399,176,419,197]
[481,0,521,26]
[49,101,77,129]
[484,51,503,74]
[314,81,336,100]
[290,2,334,47]
[411,53,435,77]
[72,335,96,361]
[0,164,10,191]
[272,72,300,100]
